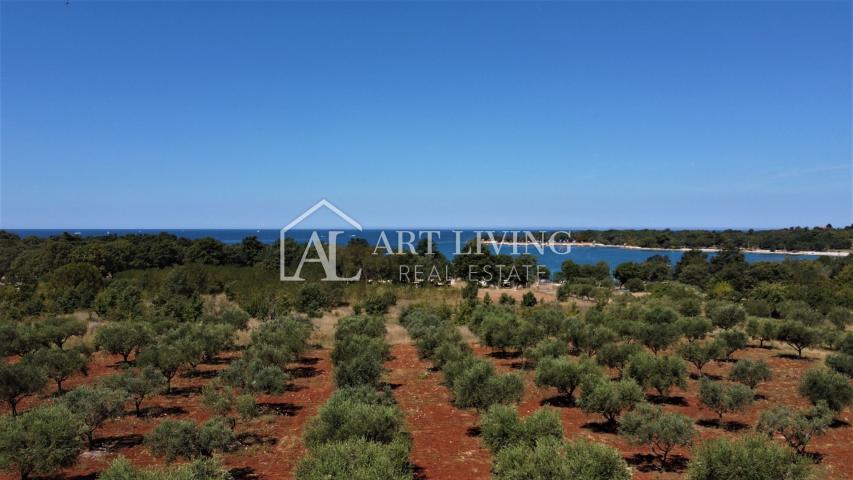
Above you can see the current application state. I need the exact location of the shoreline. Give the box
[481,240,850,257]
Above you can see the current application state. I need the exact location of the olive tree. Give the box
[619,403,695,466]
[709,303,746,330]
[137,343,188,392]
[493,437,630,480]
[729,359,772,389]
[295,438,412,480]
[715,330,748,361]
[95,322,152,364]
[0,404,83,480]
[102,366,167,416]
[451,359,524,411]
[798,368,853,413]
[61,385,127,449]
[35,317,88,350]
[776,321,819,358]
[595,342,643,378]
[145,417,235,462]
[687,434,811,480]
[26,347,89,394]
[677,340,722,377]
[698,379,754,423]
[201,379,257,430]
[756,402,833,455]
[0,361,47,415]
[578,378,645,424]
[221,357,289,394]
[625,352,688,398]
[480,405,563,453]
[534,356,603,402]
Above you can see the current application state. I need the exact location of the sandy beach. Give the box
[481,240,850,257]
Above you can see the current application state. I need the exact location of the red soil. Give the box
[478,344,853,480]
[0,348,334,480]
[386,344,492,480]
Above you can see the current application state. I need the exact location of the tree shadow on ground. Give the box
[412,464,428,480]
[285,365,319,378]
[540,394,574,408]
[697,418,748,431]
[93,434,144,451]
[689,372,721,381]
[830,418,850,429]
[182,369,219,379]
[509,361,532,370]
[229,466,261,480]
[299,356,321,366]
[258,402,302,416]
[488,351,521,360]
[45,473,99,480]
[383,382,403,390]
[466,426,481,437]
[237,432,278,447]
[803,451,825,464]
[581,420,619,434]
[166,385,202,397]
[776,353,811,361]
[139,405,188,417]
[647,394,688,406]
[627,453,689,473]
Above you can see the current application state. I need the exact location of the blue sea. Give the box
[6,229,822,274]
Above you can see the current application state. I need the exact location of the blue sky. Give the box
[1,1,850,229]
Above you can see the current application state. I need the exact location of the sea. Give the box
[6,229,824,274]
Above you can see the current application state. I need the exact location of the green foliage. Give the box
[709,302,746,330]
[636,306,681,354]
[493,437,630,480]
[698,379,754,421]
[221,357,289,394]
[361,291,397,315]
[480,405,563,454]
[521,292,538,307]
[93,280,143,321]
[26,347,89,393]
[676,316,713,342]
[677,340,722,376]
[776,321,819,358]
[729,359,772,389]
[98,456,231,480]
[715,330,748,360]
[528,338,568,364]
[595,342,643,377]
[745,317,780,348]
[95,322,152,363]
[136,343,188,392]
[578,378,645,424]
[0,404,83,480]
[145,418,235,462]
[534,356,603,400]
[0,361,48,415]
[34,317,88,349]
[295,438,412,480]
[797,368,853,412]
[201,379,257,429]
[303,394,406,449]
[449,358,524,411]
[625,352,688,397]
[43,263,104,312]
[756,402,833,454]
[619,403,695,464]
[101,366,167,416]
[687,434,812,480]
[61,385,127,449]
[334,315,387,342]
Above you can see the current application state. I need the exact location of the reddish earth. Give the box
[478,344,853,480]
[0,348,334,480]
[386,344,491,480]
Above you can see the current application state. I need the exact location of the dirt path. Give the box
[386,344,491,480]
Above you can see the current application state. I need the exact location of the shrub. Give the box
[95,322,151,363]
[295,438,412,480]
[145,418,235,462]
[625,352,688,397]
[493,437,630,480]
[362,291,397,315]
[798,368,853,412]
[0,404,83,480]
[451,359,524,411]
[826,352,853,377]
[222,356,289,394]
[62,385,127,449]
[521,292,538,307]
[99,456,230,480]
[334,315,387,341]
[480,405,563,453]
[534,356,603,401]
[619,403,695,465]
[578,378,645,424]
[201,379,257,429]
[624,278,645,292]
[102,366,167,416]
[776,321,819,358]
[756,402,833,454]
[478,310,519,352]
[333,346,385,388]
[677,340,722,376]
[0,361,47,415]
[303,396,406,449]
[698,379,753,422]
[729,359,772,389]
[687,434,811,480]
[93,280,143,321]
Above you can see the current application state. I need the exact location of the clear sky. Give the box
[1,1,850,229]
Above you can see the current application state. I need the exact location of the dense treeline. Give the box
[551,225,852,252]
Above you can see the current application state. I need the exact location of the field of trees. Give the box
[0,231,850,480]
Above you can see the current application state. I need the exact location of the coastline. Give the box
[481,240,850,257]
